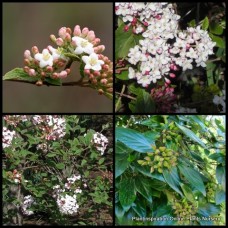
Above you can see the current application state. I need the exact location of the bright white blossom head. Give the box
[34,49,53,68]
[72,36,94,55]
[92,132,108,155]
[82,53,104,71]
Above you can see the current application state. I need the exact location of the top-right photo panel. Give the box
[115,2,226,113]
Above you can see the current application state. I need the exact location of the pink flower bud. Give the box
[165,77,171,84]
[108,77,113,82]
[115,6,119,11]
[65,68,71,74]
[58,61,65,67]
[93,38,100,45]
[84,69,90,75]
[56,38,64,46]
[31,46,39,55]
[101,73,107,78]
[124,25,129,32]
[73,25,81,36]
[93,71,100,77]
[186,44,191,50]
[41,72,46,77]
[82,27,89,36]
[46,66,53,72]
[103,56,109,62]
[24,50,31,59]
[144,71,150,75]
[24,59,30,66]
[50,34,56,42]
[36,80,43,86]
[92,79,97,84]
[24,66,30,73]
[143,21,149,26]
[106,88,113,93]
[86,31,95,41]
[65,33,71,41]
[98,89,104,95]
[28,69,36,76]
[101,78,108,84]
[102,64,109,71]
[131,17,137,26]
[157,48,163,54]
[155,15,162,20]
[169,73,176,78]
[59,70,68,78]
[66,27,72,34]
[58,27,67,39]
[89,74,94,80]
[52,72,59,79]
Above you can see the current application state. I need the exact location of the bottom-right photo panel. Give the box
[115,115,225,226]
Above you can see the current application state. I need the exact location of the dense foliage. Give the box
[115,115,225,225]
[3,115,113,225]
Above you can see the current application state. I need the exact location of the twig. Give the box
[115,85,126,112]
[115,91,136,100]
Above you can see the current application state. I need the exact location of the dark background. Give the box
[3,3,113,113]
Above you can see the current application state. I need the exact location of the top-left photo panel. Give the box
[3,2,113,113]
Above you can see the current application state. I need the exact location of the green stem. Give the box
[115,85,126,112]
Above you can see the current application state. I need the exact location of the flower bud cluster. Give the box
[137,146,178,173]
[151,86,177,113]
[91,132,109,155]
[116,3,216,87]
[21,195,35,215]
[172,199,197,224]
[52,174,83,215]
[2,127,16,149]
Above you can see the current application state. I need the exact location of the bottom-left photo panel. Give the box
[2,115,113,226]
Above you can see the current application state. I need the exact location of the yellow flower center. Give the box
[89,58,97,66]
[81,40,89,48]
[43,53,51,61]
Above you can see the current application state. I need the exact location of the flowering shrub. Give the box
[3,115,113,225]
[115,115,225,225]
[115,2,226,112]
[3,25,113,99]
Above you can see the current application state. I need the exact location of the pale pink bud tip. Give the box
[50,34,56,42]
[32,46,39,54]
[93,71,100,76]
[24,50,31,58]
[28,69,36,76]
[170,73,176,78]
[66,27,72,34]
[56,38,64,46]
[98,89,104,95]
[65,68,71,74]
[87,31,95,41]
[82,27,89,36]
[101,79,108,85]
[74,25,81,36]
[36,80,43,86]
[84,69,90,75]
[59,70,68,78]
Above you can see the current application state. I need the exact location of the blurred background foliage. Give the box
[3,3,113,112]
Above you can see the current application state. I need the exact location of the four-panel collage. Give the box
[2,2,226,227]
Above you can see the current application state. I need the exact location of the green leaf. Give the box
[116,141,133,154]
[81,159,87,166]
[132,199,147,217]
[208,153,224,163]
[134,90,155,112]
[175,123,206,148]
[178,163,206,196]
[188,19,196,27]
[119,178,136,211]
[64,53,80,61]
[115,204,125,222]
[44,77,62,86]
[135,177,153,203]
[209,22,224,35]
[115,24,142,59]
[116,70,129,80]
[46,153,57,158]
[128,83,143,96]
[116,127,153,153]
[180,183,195,203]
[3,68,38,82]
[210,33,225,48]
[198,203,221,217]
[115,153,129,178]
[215,189,225,205]
[216,165,225,189]
[202,17,209,30]
[19,150,33,157]
[163,167,183,196]
[98,157,105,165]
[55,163,65,169]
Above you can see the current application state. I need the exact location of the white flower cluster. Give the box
[116,3,216,87]
[32,115,66,140]
[92,132,109,155]
[53,174,82,215]
[2,127,16,149]
[21,195,35,215]
[213,90,225,113]
[174,105,197,113]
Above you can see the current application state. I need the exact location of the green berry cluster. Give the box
[172,200,197,225]
[137,146,179,173]
[206,182,217,201]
